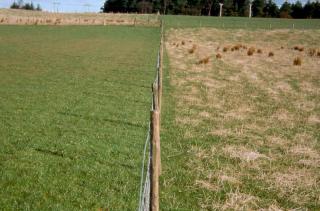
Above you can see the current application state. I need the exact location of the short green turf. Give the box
[0,25,159,210]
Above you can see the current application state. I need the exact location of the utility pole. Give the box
[83,3,91,13]
[219,3,223,17]
[52,1,60,13]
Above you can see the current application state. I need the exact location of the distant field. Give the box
[161,28,320,209]
[0,25,159,209]
[0,9,160,26]
[163,15,320,29]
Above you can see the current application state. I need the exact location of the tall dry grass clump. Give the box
[188,44,197,54]
[198,56,210,64]
[247,47,255,56]
[293,57,302,66]
[308,48,316,57]
[216,53,222,59]
[294,46,304,52]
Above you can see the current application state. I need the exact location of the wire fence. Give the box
[138,20,164,211]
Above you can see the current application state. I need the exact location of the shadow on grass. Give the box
[57,111,146,129]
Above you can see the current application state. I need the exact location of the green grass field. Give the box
[1,14,319,210]
[0,25,159,209]
[164,15,320,29]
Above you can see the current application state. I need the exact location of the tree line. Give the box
[10,0,42,11]
[102,0,320,18]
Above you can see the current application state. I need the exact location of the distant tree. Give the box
[101,0,320,18]
[291,1,303,18]
[23,2,35,10]
[36,4,42,11]
[10,2,20,9]
[102,0,129,12]
[252,0,265,17]
[263,0,279,17]
[312,2,320,18]
[303,1,314,18]
[279,1,291,18]
[137,0,153,13]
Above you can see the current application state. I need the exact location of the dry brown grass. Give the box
[257,49,263,54]
[216,53,222,59]
[317,51,320,57]
[181,40,185,45]
[268,51,274,57]
[223,46,229,52]
[247,47,255,56]
[165,28,320,209]
[293,57,302,66]
[0,8,160,26]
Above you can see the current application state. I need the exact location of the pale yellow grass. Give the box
[166,28,320,209]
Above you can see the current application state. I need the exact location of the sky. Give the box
[0,0,106,13]
[0,0,314,13]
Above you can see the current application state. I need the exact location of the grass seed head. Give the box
[293,57,302,66]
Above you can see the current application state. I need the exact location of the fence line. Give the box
[138,20,164,211]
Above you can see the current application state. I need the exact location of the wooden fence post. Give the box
[150,110,160,211]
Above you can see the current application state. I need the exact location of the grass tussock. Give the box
[198,56,210,64]
[308,48,316,57]
[234,44,241,50]
[294,46,304,52]
[223,46,229,52]
[257,49,262,54]
[188,44,197,54]
[216,53,222,59]
[247,47,255,56]
[317,51,320,57]
[268,51,274,57]
[181,40,185,45]
[293,57,302,66]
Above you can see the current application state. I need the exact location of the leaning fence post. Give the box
[150,109,160,211]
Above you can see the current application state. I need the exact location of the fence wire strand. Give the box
[138,122,151,211]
